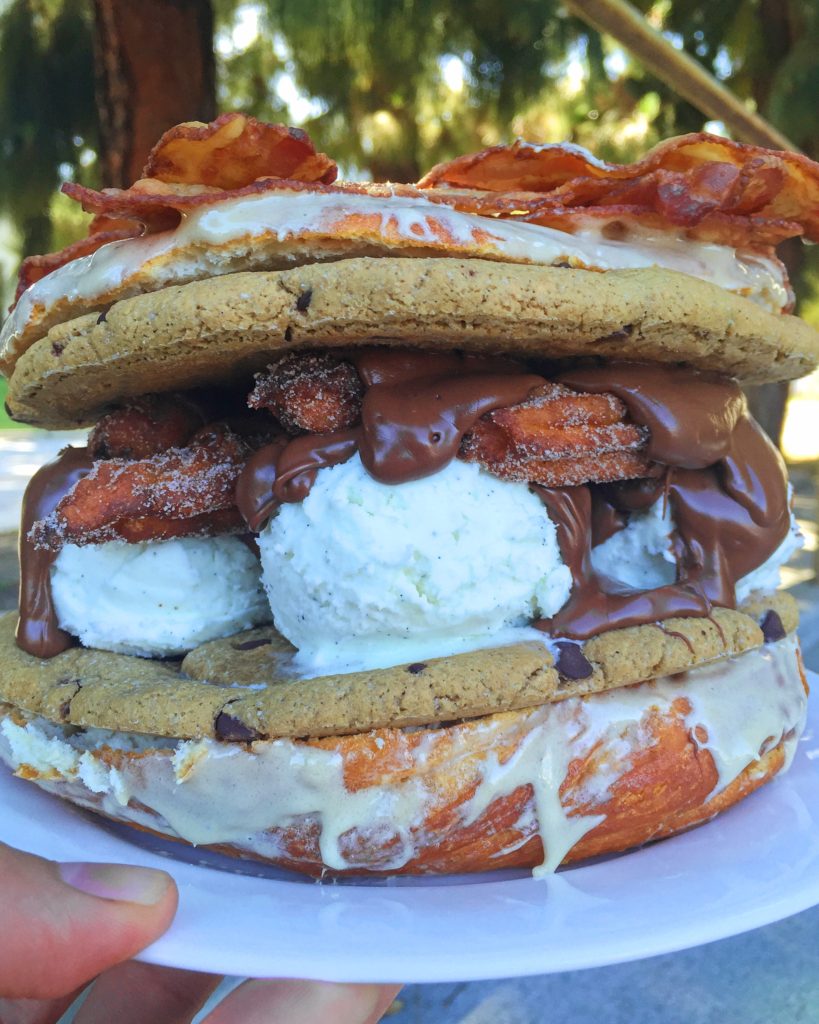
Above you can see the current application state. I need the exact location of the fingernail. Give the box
[58,861,171,906]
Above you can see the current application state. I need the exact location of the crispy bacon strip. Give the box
[143,113,337,188]
[55,176,800,257]
[21,121,818,313]
[12,115,337,303]
[461,383,654,486]
[88,394,207,460]
[418,133,819,242]
[58,113,336,233]
[31,427,250,550]
[249,353,364,433]
[57,178,431,230]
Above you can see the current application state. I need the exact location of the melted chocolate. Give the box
[349,349,525,387]
[236,355,791,641]
[532,364,790,639]
[20,353,788,660]
[559,363,746,468]
[535,485,710,639]
[17,446,94,658]
[590,496,627,546]
[236,349,545,522]
[358,373,543,485]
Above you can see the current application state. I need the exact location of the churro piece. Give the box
[461,383,654,485]
[110,507,246,544]
[88,394,206,460]
[248,352,363,433]
[31,427,249,550]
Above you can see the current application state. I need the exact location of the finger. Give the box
[0,842,177,1000]
[74,963,221,1024]
[0,990,83,1024]
[202,980,403,1024]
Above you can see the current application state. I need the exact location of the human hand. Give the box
[0,842,400,1023]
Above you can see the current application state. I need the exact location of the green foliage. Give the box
[0,378,21,428]
[0,0,96,258]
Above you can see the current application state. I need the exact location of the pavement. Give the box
[1,431,817,1024]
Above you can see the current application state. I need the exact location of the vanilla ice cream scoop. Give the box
[258,454,573,675]
[52,535,271,657]
[590,496,803,602]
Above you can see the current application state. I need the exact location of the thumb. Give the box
[0,842,177,999]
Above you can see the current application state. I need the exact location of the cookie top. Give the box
[0,592,797,740]
[6,258,819,427]
[0,181,798,376]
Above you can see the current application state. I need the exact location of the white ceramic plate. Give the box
[3,687,819,983]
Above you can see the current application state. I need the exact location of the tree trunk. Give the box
[93,0,216,189]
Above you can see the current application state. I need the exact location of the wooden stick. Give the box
[564,0,800,153]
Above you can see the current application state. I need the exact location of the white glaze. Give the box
[1,188,790,362]
[0,635,806,875]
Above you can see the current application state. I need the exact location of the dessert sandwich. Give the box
[0,114,818,876]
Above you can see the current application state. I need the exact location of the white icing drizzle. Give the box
[1,190,789,363]
[459,700,606,876]
[0,636,806,875]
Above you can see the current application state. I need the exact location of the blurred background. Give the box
[2,2,819,1022]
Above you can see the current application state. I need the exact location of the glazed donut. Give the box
[0,634,806,877]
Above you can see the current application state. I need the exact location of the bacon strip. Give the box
[13,226,142,306]
[419,133,819,242]
[143,113,337,188]
[17,125,819,308]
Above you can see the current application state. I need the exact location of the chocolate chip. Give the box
[284,325,293,342]
[554,641,593,680]
[96,310,107,324]
[601,220,629,241]
[598,324,634,344]
[51,340,66,357]
[407,662,427,674]
[56,677,81,720]
[233,638,272,652]
[760,610,786,643]
[214,711,261,742]
[295,288,313,312]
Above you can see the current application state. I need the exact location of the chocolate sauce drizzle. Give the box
[533,364,790,638]
[236,357,791,643]
[18,353,792,660]
[236,350,544,531]
[17,446,93,658]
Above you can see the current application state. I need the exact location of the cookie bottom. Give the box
[0,634,807,877]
